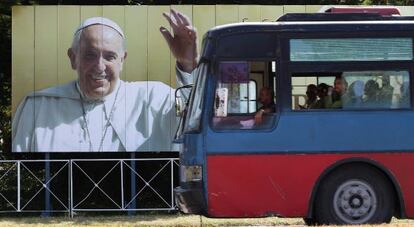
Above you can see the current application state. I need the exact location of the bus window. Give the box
[240,80,257,113]
[212,61,276,130]
[292,71,410,110]
[290,38,413,61]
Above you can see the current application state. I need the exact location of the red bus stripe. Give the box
[207,153,414,218]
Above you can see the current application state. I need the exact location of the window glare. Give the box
[290,38,413,61]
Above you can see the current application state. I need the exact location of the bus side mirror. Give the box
[175,84,193,117]
[175,96,184,117]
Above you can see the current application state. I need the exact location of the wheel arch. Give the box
[306,157,406,219]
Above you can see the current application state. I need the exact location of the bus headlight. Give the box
[181,165,202,182]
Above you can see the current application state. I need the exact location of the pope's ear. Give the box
[122,51,127,62]
[120,51,127,70]
[67,48,77,70]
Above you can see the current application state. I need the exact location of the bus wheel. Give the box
[314,165,394,225]
[303,217,316,226]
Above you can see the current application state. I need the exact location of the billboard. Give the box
[11,6,199,152]
[13,5,414,152]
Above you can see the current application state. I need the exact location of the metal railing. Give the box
[0,158,179,217]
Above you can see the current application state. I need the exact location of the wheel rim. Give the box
[333,179,377,224]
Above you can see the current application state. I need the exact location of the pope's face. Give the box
[69,25,126,99]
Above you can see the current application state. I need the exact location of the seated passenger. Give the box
[313,83,330,109]
[378,75,394,107]
[326,76,348,109]
[342,80,364,108]
[254,87,275,124]
[399,81,410,108]
[299,84,318,109]
[364,80,380,107]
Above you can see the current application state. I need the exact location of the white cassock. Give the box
[12,69,192,152]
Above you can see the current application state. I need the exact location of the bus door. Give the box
[204,32,283,216]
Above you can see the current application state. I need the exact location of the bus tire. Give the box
[314,165,394,225]
[303,217,316,226]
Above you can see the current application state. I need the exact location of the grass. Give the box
[1,214,414,227]
[0,214,413,226]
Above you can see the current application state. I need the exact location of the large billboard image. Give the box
[11,6,198,152]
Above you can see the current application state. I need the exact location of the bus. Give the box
[173,12,414,225]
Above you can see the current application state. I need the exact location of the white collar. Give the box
[75,79,121,104]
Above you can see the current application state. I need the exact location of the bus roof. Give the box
[201,18,414,60]
[322,6,401,16]
[205,12,414,36]
[207,19,414,36]
[276,13,414,22]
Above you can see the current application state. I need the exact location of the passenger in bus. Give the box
[342,80,364,108]
[299,84,318,109]
[378,76,394,107]
[326,76,348,108]
[399,81,410,108]
[333,76,348,97]
[313,83,330,109]
[364,80,380,107]
[254,87,275,124]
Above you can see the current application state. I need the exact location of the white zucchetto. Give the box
[75,17,125,38]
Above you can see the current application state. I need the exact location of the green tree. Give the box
[0,1,14,155]
[363,0,414,4]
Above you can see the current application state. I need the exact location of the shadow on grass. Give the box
[0,211,305,226]
[0,211,191,224]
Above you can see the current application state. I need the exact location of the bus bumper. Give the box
[174,182,205,214]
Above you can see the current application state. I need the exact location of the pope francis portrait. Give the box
[12,10,197,152]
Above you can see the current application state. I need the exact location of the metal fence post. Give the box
[129,154,136,214]
[70,160,74,218]
[120,160,124,210]
[17,160,20,212]
[171,159,174,209]
[42,154,51,216]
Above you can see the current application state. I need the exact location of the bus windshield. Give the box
[181,63,208,135]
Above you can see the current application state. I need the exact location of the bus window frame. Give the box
[279,32,414,113]
[208,57,281,133]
